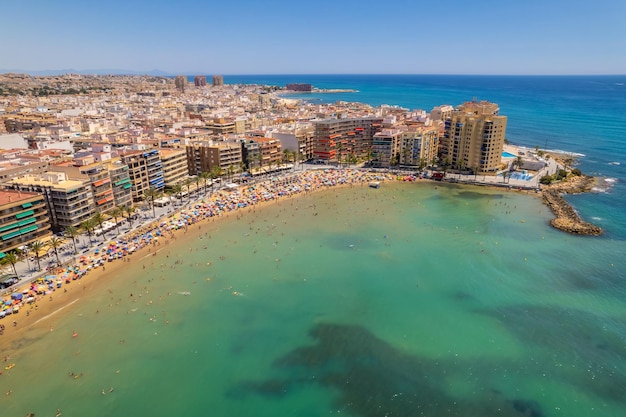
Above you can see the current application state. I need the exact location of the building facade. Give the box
[441,101,507,174]
[0,190,51,256]
[120,150,164,202]
[372,129,403,168]
[159,148,189,188]
[7,172,95,232]
[399,126,439,167]
[313,118,383,162]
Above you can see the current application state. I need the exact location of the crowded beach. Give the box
[0,168,394,339]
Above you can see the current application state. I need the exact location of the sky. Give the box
[1,0,625,75]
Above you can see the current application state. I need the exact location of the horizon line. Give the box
[1,70,625,77]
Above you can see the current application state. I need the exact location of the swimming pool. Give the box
[499,171,534,181]
[502,151,517,158]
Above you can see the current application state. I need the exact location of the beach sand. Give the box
[0,176,365,355]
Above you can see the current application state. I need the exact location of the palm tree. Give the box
[238,161,247,181]
[29,239,47,271]
[182,177,194,202]
[282,149,291,167]
[15,246,31,272]
[294,151,301,171]
[193,175,201,196]
[123,205,137,229]
[257,152,264,174]
[92,211,107,241]
[199,171,211,194]
[171,184,183,205]
[143,188,161,218]
[514,156,524,171]
[1,251,19,276]
[47,236,65,265]
[227,164,235,181]
[401,148,410,166]
[65,225,80,254]
[109,206,123,235]
[471,166,479,181]
[80,218,96,246]
[441,158,450,177]
[336,142,344,167]
[210,166,223,192]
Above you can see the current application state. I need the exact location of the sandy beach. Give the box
[0,169,393,356]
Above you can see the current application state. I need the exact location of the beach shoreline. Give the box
[0,170,389,355]
[0,159,602,354]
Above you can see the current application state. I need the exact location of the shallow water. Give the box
[1,182,625,417]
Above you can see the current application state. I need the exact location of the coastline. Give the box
[0,161,604,354]
[0,170,391,354]
[541,175,603,235]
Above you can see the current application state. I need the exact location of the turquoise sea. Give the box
[2,75,626,416]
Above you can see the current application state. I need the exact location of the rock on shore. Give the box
[541,175,603,236]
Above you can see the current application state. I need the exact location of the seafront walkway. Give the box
[0,154,561,301]
[0,168,393,315]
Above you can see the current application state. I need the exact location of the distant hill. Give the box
[0,68,174,76]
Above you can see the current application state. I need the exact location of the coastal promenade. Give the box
[0,168,393,341]
[0,152,601,336]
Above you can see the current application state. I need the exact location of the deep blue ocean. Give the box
[223,74,626,239]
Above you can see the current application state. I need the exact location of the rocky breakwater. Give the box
[541,175,603,235]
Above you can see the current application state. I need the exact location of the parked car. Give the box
[0,274,19,289]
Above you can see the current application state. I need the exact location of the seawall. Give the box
[541,175,603,236]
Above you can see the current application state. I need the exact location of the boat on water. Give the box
[369,181,380,188]
[5,363,16,370]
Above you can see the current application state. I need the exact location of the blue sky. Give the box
[1,0,625,74]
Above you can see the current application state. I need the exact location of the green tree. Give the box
[193,175,201,196]
[109,206,123,235]
[80,218,97,246]
[227,165,235,181]
[1,251,19,276]
[47,236,65,265]
[540,175,553,185]
[123,205,137,229]
[182,178,194,202]
[29,239,47,271]
[143,188,161,218]
[257,152,264,174]
[336,142,344,167]
[92,211,107,241]
[171,184,183,204]
[64,225,80,254]
[199,171,211,194]
[210,166,222,193]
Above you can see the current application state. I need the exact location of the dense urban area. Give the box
[0,72,589,292]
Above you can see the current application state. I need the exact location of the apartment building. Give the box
[371,129,403,168]
[186,141,242,175]
[159,148,189,187]
[313,118,383,162]
[206,142,243,173]
[399,126,439,167]
[186,142,212,176]
[107,160,133,207]
[441,101,507,174]
[253,137,282,170]
[7,172,94,232]
[0,190,51,256]
[120,149,164,202]
[240,139,261,171]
